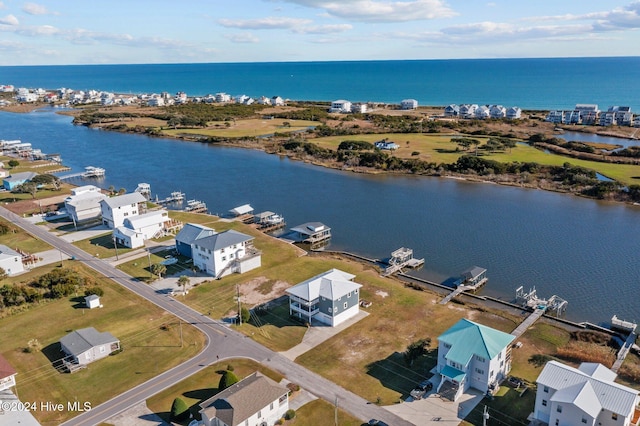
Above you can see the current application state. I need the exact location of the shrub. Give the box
[226,364,234,371]
[528,354,553,367]
[84,286,104,297]
[170,397,189,421]
[219,370,239,390]
[240,307,250,324]
[555,341,615,367]
[286,382,300,393]
[284,409,296,420]
[411,151,420,156]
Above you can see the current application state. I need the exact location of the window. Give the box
[258,410,261,418]
[490,370,494,377]
[221,248,225,253]
[582,418,587,424]
[542,400,547,407]
[555,420,559,426]
[328,308,332,313]
[230,253,234,259]
[222,256,226,261]
[270,402,274,410]
[543,386,549,393]
[475,368,484,375]
[612,413,618,420]
[347,292,351,297]
[557,405,562,413]
[355,289,358,293]
[344,302,348,309]
[443,343,451,349]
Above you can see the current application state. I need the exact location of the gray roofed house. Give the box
[188,228,261,278]
[286,269,362,327]
[60,327,120,366]
[199,372,289,426]
[533,360,640,426]
[100,192,147,228]
[0,244,24,276]
[458,266,487,288]
[175,223,217,257]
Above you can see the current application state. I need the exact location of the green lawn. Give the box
[463,384,536,426]
[146,359,283,423]
[162,118,319,138]
[0,263,206,425]
[72,232,135,259]
[0,217,52,253]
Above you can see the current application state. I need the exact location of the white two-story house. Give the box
[113,209,171,248]
[436,318,515,401]
[192,229,261,278]
[100,192,147,229]
[65,185,107,224]
[533,361,640,426]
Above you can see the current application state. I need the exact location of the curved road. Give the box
[1,207,414,426]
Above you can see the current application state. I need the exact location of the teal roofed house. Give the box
[436,319,515,401]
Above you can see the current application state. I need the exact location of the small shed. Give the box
[85,294,101,309]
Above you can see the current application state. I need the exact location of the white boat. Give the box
[265,214,284,225]
[83,166,105,178]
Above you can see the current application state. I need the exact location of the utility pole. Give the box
[483,405,490,426]
[334,395,338,426]
[112,235,119,260]
[179,320,183,348]
[147,248,152,279]
[237,284,242,325]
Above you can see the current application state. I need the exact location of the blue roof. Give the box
[439,319,515,366]
[441,365,466,383]
[175,223,216,246]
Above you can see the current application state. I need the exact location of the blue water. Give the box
[1,109,640,325]
[2,57,640,110]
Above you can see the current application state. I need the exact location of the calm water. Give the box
[1,109,639,325]
[2,57,640,110]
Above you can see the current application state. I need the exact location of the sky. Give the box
[0,0,639,65]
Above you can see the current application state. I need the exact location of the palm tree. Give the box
[178,275,190,295]
[151,263,166,279]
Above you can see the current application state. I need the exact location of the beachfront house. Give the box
[444,104,460,117]
[436,319,515,401]
[613,106,634,126]
[475,105,491,119]
[60,327,120,367]
[286,268,362,327]
[113,209,171,248]
[459,104,478,119]
[191,229,261,278]
[374,140,400,150]
[600,110,617,127]
[271,96,284,106]
[65,185,107,224]
[175,223,217,258]
[506,107,522,120]
[3,171,37,191]
[490,105,507,119]
[563,110,582,124]
[351,103,367,114]
[546,110,565,124]
[401,99,418,110]
[329,100,352,113]
[0,354,17,392]
[199,372,289,426]
[0,244,25,276]
[532,361,640,426]
[100,192,147,229]
[574,104,600,125]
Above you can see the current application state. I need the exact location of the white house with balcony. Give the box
[100,192,147,229]
[113,209,170,248]
[532,361,640,426]
[475,105,491,119]
[329,100,352,113]
[436,319,515,401]
[506,106,522,119]
[65,185,107,224]
[401,99,418,110]
[199,372,289,426]
[286,269,362,327]
[459,104,478,118]
[490,105,507,119]
[191,229,261,278]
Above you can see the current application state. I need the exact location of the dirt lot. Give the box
[238,276,290,307]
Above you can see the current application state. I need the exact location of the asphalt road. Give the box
[1,207,414,426]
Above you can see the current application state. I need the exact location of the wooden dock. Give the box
[612,331,637,373]
[511,307,546,338]
[439,285,470,305]
[382,247,424,276]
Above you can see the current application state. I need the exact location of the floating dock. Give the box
[254,211,286,232]
[183,199,207,213]
[155,191,185,205]
[439,266,488,304]
[59,166,105,180]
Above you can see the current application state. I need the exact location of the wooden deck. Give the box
[611,331,637,373]
[511,307,546,338]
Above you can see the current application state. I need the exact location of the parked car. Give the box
[368,420,389,426]
[410,379,433,400]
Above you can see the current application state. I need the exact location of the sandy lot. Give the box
[238,276,290,307]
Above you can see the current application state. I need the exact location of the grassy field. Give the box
[161,118,319,138]
[463,383,536,426]
[311,134,640,186]
[0,263,206,425]
[72,232,135,259]
[0,217,52,253]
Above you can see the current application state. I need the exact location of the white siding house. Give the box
[100,192,147,229]
[0,245,24,276]
[436,319,515,401]
[475,105,491,119]
[199,372,289,426]
[489,105,507,119]
[506,107,522,119]
[113,209,170,248]
[60,327,120,366]
[192,230,261,278]
[459,104,478,119]
[401,99,418,110]
[533,361,640,426]
[329,100,352,113]
[65,185,107,224]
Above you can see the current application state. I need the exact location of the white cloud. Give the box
[0,2,6,9]
[224,32,260,43]
[22,2,57,15]
[281,0,457,22]
[293,23,352,34]
[218,17,312,29]
[0,14,18,25]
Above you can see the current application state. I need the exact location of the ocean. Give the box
[1,57,640,111]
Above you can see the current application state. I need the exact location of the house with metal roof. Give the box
[0,353,17,392]
[289,222,331,244]
[112,209,170,249]
[64,185,107,224]
[199,372,289,426]
[0,244,24,276]
[192,229,261,278]
[286,269,362,327]
[175,223,217,257]
[229,204,253,217]
[100,192,147,228]
[533,361,640,426]
[2,171,37,191]
[436,319,515,401]
[60,327,120,366]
